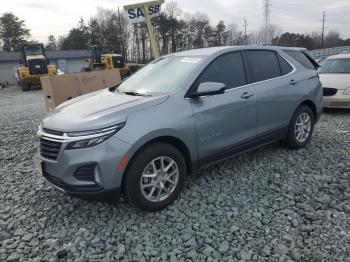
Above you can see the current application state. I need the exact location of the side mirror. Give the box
[189,82,226,98]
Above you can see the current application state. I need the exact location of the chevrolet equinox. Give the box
[38,46,322,211]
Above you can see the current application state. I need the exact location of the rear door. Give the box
[189,52,257,163]
[245,50,295,136]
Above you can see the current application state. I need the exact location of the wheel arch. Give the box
[285,99,316,149]
[299,99,317,119]
[121,135,195,193]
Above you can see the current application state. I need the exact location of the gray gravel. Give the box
[1,86,350,261]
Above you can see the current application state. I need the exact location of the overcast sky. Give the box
[1,0,350,42]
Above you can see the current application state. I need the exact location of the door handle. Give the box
[241,92,254,99]
[289,79,297,85]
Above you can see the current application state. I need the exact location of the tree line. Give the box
[1,2,350,63]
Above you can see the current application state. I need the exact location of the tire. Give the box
[124,142,187,212]
[20,81,31,91]
[285,105,315,149]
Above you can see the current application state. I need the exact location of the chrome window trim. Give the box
[225,52,298,92]
[225,52,297,92]
[186,51,298,98]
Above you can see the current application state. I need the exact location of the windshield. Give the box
[318,58,350,74]
[117,55,203,96]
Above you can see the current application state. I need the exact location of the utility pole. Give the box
[262,0,272,45]
[243,18,248,45]
[117,7,125,59]
[321,10,326,49]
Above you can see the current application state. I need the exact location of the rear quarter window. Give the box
[284,50,316,70]
[277,54,293,75]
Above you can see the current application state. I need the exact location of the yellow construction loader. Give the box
[16,43,57,91]
[84,45,142,79]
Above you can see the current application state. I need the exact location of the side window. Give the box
[246,50,281,83]
[277,54,293,75]
[284,50,316,70]
[197,52,246,89]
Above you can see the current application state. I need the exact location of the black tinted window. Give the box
[277,54,293,75]
[284,50,316,70]
[246,50,281,82]
[198,52,246,89]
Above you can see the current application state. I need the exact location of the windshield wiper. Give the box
[109,85,120,93]
[122,91,151,97]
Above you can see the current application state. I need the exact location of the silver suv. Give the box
[38,46,322,211]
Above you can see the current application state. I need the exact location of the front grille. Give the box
[43,128,64,136]
[329,102,350,108]
[323,87,338,96]
[74,165,96,182]
[40,138,62,160]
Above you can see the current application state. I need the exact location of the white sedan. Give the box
[319,53,350,108]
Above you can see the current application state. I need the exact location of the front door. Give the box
[188,52,257,164]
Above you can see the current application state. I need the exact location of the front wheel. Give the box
[285,105,315,149]
[124,142,186,212]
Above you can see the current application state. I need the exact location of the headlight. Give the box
[66,122,125,150]
[343,87,350,95]
[66,123,125,137]
[66,134,112,149]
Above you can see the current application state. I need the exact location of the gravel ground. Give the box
[1,86,350,262]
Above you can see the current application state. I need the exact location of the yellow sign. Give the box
[124,0,164,59]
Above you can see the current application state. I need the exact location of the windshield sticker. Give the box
[180,57,201,63]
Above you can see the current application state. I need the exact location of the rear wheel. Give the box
[20,80,31,91]
[124,142,186,212]
[285,105,315,149]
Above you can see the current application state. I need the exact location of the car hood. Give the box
[319,73,350,90]
[42,89,168,132]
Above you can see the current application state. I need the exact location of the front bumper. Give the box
[38,134,131,200]
[41,166,121,201]
[323,90,350,108]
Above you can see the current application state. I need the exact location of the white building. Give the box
[0,50,89,85]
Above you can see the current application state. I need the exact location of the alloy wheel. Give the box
[140,156,179,202]
[295,112,312,143]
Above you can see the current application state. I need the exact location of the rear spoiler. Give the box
[302,50,321,69]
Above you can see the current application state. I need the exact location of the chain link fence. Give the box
[309,46,350,60]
